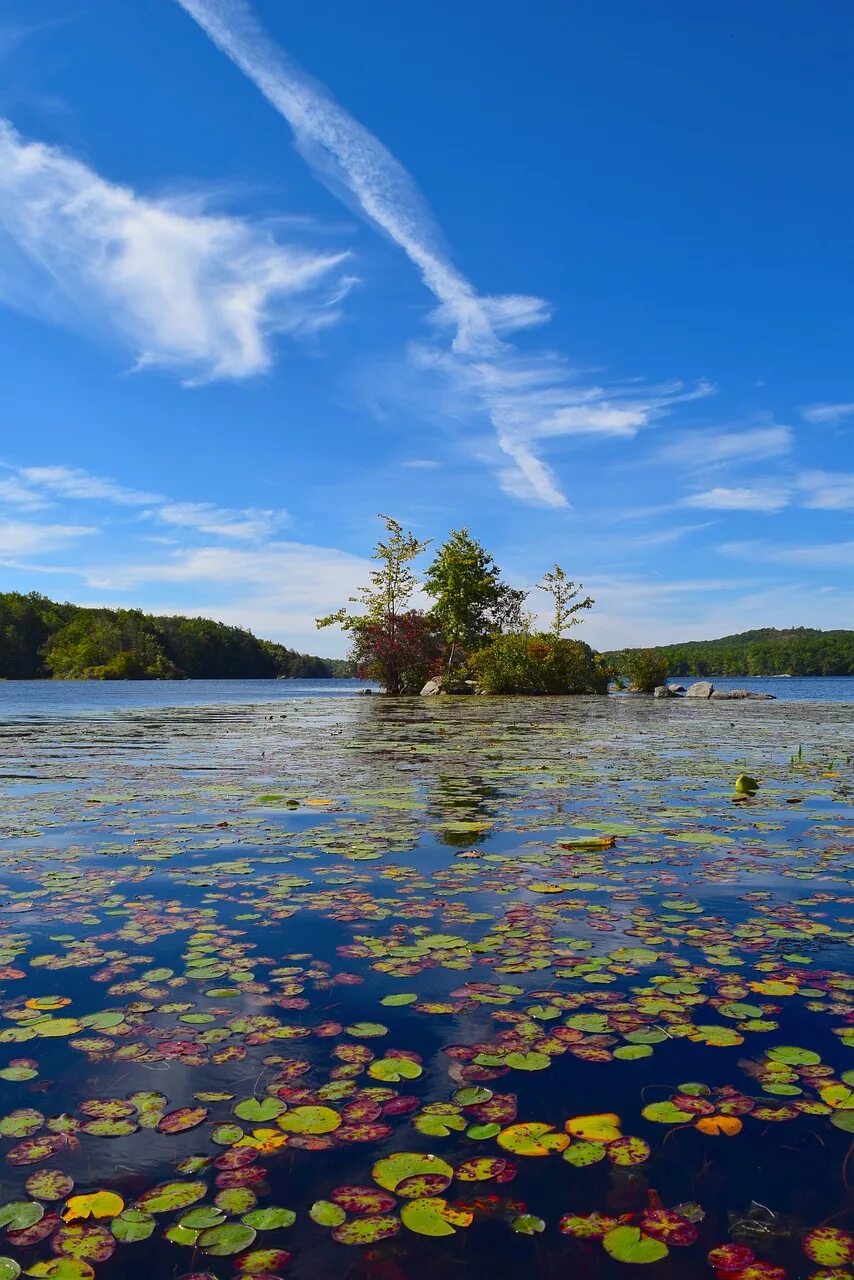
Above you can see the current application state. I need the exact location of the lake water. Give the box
[0,693,849,1279]
[0,673,850,721]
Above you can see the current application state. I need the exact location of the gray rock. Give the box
[653,685,678,698]
[685,681,714,699]
[670,684,686,693]
[420,678,444,696]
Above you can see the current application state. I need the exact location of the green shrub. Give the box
[621,649,671,693]
[468,633,607,695]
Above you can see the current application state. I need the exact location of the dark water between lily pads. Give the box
[0,694,851,1280]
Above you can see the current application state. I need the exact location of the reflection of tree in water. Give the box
[429,771,502,847]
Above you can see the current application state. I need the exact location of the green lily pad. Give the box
[603,1225,669,1263]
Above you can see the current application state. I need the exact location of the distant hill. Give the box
[0,592,353,680]
[604,627,854,678]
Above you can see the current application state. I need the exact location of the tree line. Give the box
[0,592,351,680]
[317,516,607,695]
[606,628,854,679]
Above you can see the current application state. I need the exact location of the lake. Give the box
[0,673,850,721]
[0,692,850,1279]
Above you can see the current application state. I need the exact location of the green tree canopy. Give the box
[424,528,526,666]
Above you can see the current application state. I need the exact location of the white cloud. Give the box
[4,463,288,542]
[631,521,714,547]
[682,486,790,513]
[74,540,374,655]
[718,539,854,568]
[153,501,288,540]
[584,577,852,649]
[655,424,792,466]
[0,519,94,555]
[0,474,50,509]
[797,470,854,511]
[801,402,854,424]
[20,465,161,506]
[0,118,353,380]
[176,0,707,506]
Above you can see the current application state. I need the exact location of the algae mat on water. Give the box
[0,694,849,1279]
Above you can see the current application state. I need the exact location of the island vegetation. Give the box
[607,628,854,679]
[318,515,606,695]
[0,592,351,680]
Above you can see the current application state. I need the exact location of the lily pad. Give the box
[603,1225,669,1264]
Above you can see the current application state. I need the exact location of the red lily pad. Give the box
[25,1171,74,1202]
[8,1210,62,1246]
[331,1215,401,1246]
[640,1209,698,1246]
[558,1212,618,1238]
[708,1245,757,1270]
[52,1224,116,1262]
[233,1249,293,1271]
[7,1136,65,1167]
[329,1187,396,1214]
[157,1107,209,1134]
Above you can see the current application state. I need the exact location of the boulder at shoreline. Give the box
[685,681,714,698]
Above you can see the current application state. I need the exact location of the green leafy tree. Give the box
[537,565,594,637]
[469,633,607,695]
[424,528,526,672]
[317,515,432,694]
[0,591,345,680]
[603,628,854,678]
[621,649,671,693]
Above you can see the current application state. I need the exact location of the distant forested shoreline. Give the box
[2,592,850,684]
[605,628,854,678]
[0,592,353,680]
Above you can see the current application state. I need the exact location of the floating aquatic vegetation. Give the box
[0,695,847,1276]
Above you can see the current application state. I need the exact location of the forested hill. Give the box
[605,628,854,677]
[0,592,353,680]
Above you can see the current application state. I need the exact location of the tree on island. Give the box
[424,528,527,677]
[316,515,441,695]
[536,564,594,637]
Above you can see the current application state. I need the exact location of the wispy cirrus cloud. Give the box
[0,519,94,556]
[719,539,854,568]
[175,0,708,506]
[682,486,790,513]
[797,470,854,510]
[654,423,792,467]
[18,465,161,506]
[1,463,286,544]
[152,501,288,540]
[0,118,354,381]
[801,402,854,424]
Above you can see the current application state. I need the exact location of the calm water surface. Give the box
[0,694,849,1279]
[0,674,850,722]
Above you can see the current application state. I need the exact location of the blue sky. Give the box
[0,0,851,655]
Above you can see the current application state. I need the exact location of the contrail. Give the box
[174,0,507,357]
[175,0,706,507]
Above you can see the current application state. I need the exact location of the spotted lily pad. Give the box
[331,1216,401,1245]
[25,1172,73,1202]
[803,1227,854,1267]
